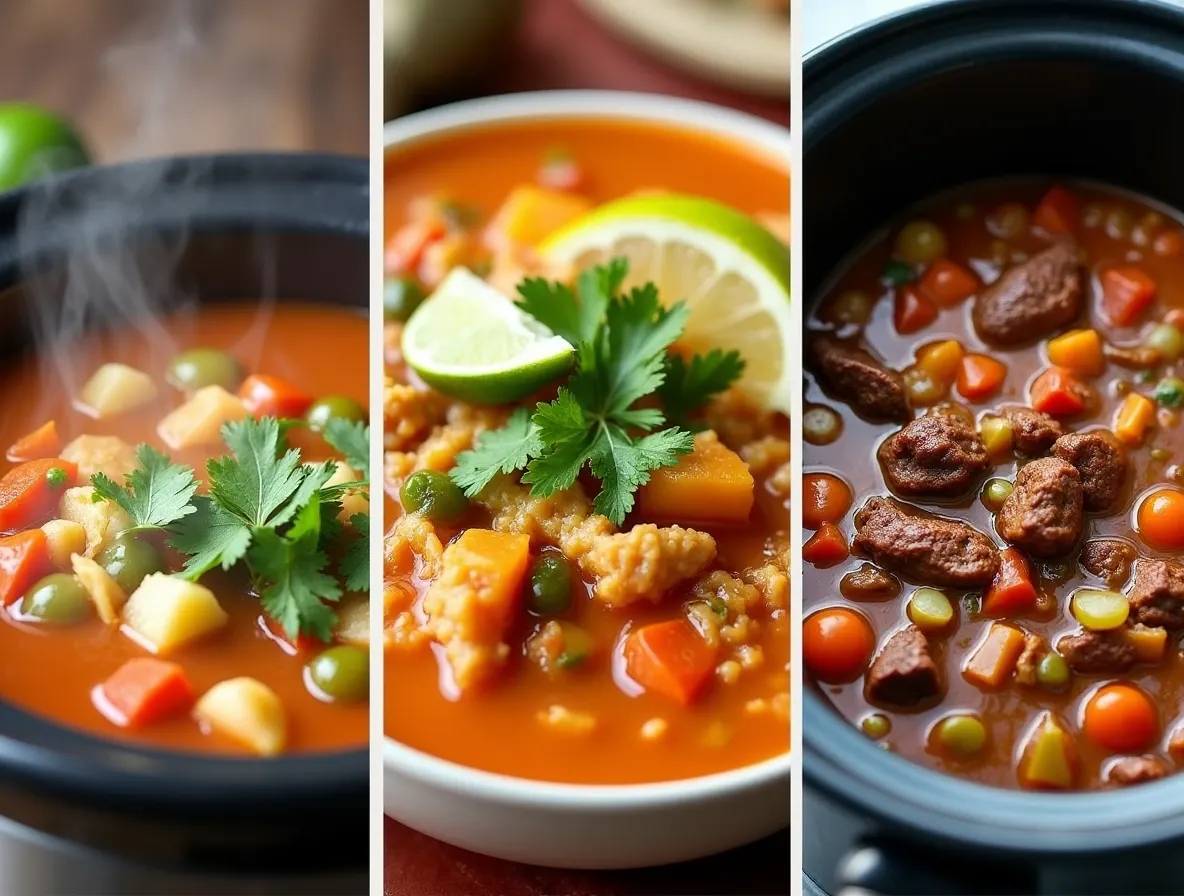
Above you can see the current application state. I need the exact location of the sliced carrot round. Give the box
[803,472,852,530]
[1082,683,1157,753]
[1137,487,1184,551]
[803,607,875,683]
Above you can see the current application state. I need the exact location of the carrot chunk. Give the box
[6,421,60,463]
[1045,329,1104,376]
[1114,392,1156,446]
[893,284,938,335]
[238,374,313,419]
[636,433,754,524]
[1101,266,1157,327]
[963,622,1027,689]
[100,658,195,727]
[0,458,78,532]
[916,339,965,385]
[803,522,849,568]
[624,618,716,705]
[919,258,979,307]
[1032,186,1079,235]
[983,548,1038,617]
[956,354,1007,400]
[0,529,53,606]
[1029,367,1091,417]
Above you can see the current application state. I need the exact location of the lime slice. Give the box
[541,194,791,415]
[0,104,90,191]
[402,267,575,404]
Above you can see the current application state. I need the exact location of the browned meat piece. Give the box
[1079,539,1137,588]
[1105,344,1162,370]
[853,497,999,588]
[865,625,943,707]
[809,334,910,424]
[1015,632,1048,686]
[877,415,990,498]
[1053,431,1128,512]
[1002,406,1064,456]
[1107,756,1170,787]
[1057,629,1138,674]
[972,242,1084,345]
[839,563,902,602]
[996,457,1083,558]
[1129,559,1184,629]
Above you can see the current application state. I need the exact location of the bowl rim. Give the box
[383,89,790,807]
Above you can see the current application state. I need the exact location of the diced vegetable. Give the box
[916,339,965,384]
[624,618,717,705]
[306,396,366,432]
[71,553,128,625]
[1036,652,1071,690]
[935,714,988,758]
[431,529,532,645]
[1124,623,1168,663]
[1101,266,1157,326]
[963,622,1027,689]
[306,645,369,702]
[902,366,945,406]
[1083,683,1157,752]
[385,217,447,276]
[918,258,979,307]
[1030,367,1090,416]
[0,529,53,606]
[60,434,138,481]
[1114,392,1156,445]
[334,596,369,648]
[981,477,1014,511]
[527,552,574,615]
[1019,713,1076,789]
[166,348,243,393]
[893,284,938,335]
[979,416,1014,458]
[982,548,1038,616]
[121,573,229,655]
[40,519,86,570]
[59,486,134,556]
[1146,322,1184,362]
[237,374,314,419]
[956,354,1007,400]
[1155,376,1184,409]
[1046,329,1104,376]
[802,472,852,529]
[322,462,368,523]
[100,658,194,727]
[895,220,948,264]
[1138,487,1184,551]
[555,621,594,669]
[157,385,248,451]
[1032,186,1078,235]
[485,185,593,249]
[803,522,848,568]
[194,677,287,756]
[802,406,842,445]
[861,714,891,739]
[802,607,875,683]
[1070,589,1129,631]
[0,458,78,531]
[77,363,158,418]
[6,421,60,463]
[20,572,89,623]
[828,289,872,325]
[96,533,164,594]
[907,588,954,632]
[637,433,754,524]
[400,470,470,523]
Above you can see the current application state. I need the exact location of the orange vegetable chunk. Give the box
[436,529,531,645]
[956,354,1007,400]
[1101,266,1157,326]
[963,622,1027,689]
[919,258,979,307]
[1114,392,1156,446]
[0,529,53,606]
[1032,186,1079,235]
[1082,683,1157,753]
[636,432,754,524]
[0,458,78,532]
[983,548,1038,617]
[1046,329,1104,376]
[6,421,60,463]
[803,522,848,568]
[893,284,938,335]
[238,374,314,419]
[802,472,852,529]
[1137,487,1184,551]
[1030,367,1090,417]
[100,658,195,727]
[624,618,716,705]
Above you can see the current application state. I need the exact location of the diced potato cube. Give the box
[41,519,87,569]
[121,572,228,655]
[1124,623,1168,663]
[335,596,369,648]
[1019,713,1077,789]
[71,553,128,625]
[158,385,247,451]
[486,186,593,249]
[324,462,369,523]
[194,677,287,756]
[963,622,1027,689]
[59,486,133,556]
[60,434,138,481]
[77,363,158,418]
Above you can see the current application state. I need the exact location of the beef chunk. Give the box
[996,457,1083,558]
[877,415,990,498]
[1053,431,1128,512]
[809,335,910,424]
[1002,406,1064,456]
[972,242,1084,346]
[839,563,902,602]
[1107,756,1170,787]
[865,625,943,706]
[1080,539,1137,588]
[1057,629,1138,674]
[853,497,1000,588]
[1015,632,1048,686]
[1129,559,1184,629]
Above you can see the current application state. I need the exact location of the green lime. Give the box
[0,104,90,191]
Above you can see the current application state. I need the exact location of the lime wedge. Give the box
[0,104,90,191]
[541,194,791,415]
[402,267,575,404]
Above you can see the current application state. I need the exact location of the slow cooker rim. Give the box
[803,0,1184,856]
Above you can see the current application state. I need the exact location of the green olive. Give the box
[400,470,469,523]
[305,395,366,432]
[895,220,948,264]
[166,348,243,392]
[935,714,987,758]
[384,276,425,322]
[1036,652,1071,690]
[306,645,369,702]
[861,713,891,739]
[21,573,89,623]
[982,478,1015,511]
[96,533,164,593]
[528,553,574,615]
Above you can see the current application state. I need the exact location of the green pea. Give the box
[528,553,574,615]
[96,534,164,593]
[306,395,366,432]
[982,478,1014,511]
[400,470,469,523]
[861,713,891,739]
[166,348,243,392]
[21,573,89,623]
[306,645,369,702]
[45,466,67,489]
[1037,652,1071,690]
[384,276,424,322]
[935,714,987,758]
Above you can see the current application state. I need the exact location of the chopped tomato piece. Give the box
[6,421,60,463]
[1100,266,1157,326]
[893,284,938,335]
[803,522,849,568]
[956,354,1007,400]
[919,258,979,307]
[624,619,716,705]
[100,658,195,727]
[1114,392,1156,446]
[238,374,314,419]
[1032,186,1079,235]
[0,458,78,532]
[384,218,447,276]
[0,529,52,606]
[1029,367,1091,417]
[983,548,1038,617]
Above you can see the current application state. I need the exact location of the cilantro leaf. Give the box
[91,444,199,530]
[171,497,252,580]
[324,418,370,479]
[657,349,746,424]
[586,424,694,522]
[341,513,369,592]
[452,408,543,495]
[516,278,581,346]
[208,417,310,528]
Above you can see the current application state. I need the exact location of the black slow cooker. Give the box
[804,1,1184,894]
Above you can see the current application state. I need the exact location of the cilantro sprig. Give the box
[451,259,743,524]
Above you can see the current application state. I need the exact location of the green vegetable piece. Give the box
[528,553,574,615]
[166,348,243,392]
[306,395,366,433]
[384,276,424,322]
[306,645,369,702]
[882,258,916,286]
[1156,376,1184,409]
[97,533,164,593]
[45,466,67,489]
[21,573,89,623]
[400,470,469,523]
[982,477,1014,511]
[861,713,891,739]
[1036,652,1071,690]
[935,714,987,758]
[556,621,593,669]
[1147,323,1184,363]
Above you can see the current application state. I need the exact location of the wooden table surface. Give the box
[0,0,368,161]
[386,1,789,893]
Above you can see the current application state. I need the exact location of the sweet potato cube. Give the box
[121,573,228,655]
[963,622,1027,689]
[637,432,754,524]
[194,677,287,756]
[157,385,247,451]
[486,186,592,248]
[77,363,158,418]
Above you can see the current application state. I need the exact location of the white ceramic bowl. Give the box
[382,90,790,870]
